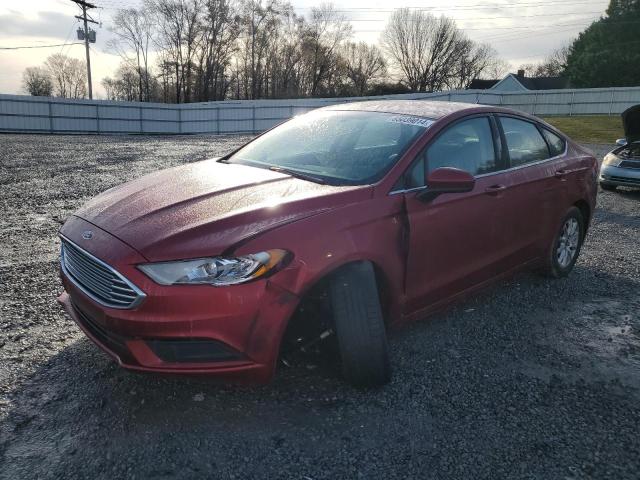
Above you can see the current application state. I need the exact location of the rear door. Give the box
[399,115,513,313]
[496,116,569,264]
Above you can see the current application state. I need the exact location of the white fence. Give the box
[1,86,639,135]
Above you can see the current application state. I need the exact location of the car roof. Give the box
[320,100,491,119]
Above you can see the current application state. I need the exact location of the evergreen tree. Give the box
[565,0,640,87]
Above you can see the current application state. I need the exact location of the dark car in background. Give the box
[600,105,640,190]
[57,101,598,387]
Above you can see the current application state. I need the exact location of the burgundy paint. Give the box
[58,101,598,383]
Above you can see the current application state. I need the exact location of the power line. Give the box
[94,0,607,12]
[345,11,605,22]
[0,42,84,50]
[59,20,81,57]
[295,0,607,11]
[475,16,640,41]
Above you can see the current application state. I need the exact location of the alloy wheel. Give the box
[556,218,580,268]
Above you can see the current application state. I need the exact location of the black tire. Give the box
[328,261,391,387]
[540,207,585,278]
[600,183,617,192]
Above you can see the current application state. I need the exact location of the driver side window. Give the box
[401,116,498,189]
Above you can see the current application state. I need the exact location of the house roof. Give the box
[490,73,570,91]
[514,75,569,90]
[468,79,500,90]
[468,73,570,91]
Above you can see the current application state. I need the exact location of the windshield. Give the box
[226,110,433,185]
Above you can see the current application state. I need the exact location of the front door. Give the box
[401,115,512,314]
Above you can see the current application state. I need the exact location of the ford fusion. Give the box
[58,101,598,386]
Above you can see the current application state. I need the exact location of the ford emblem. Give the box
[82,231,93,240]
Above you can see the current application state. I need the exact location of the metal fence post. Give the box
[252,104,256,133]
[569,91,575,116]
[139,106,144,133]
[48,99,53,133]
[609,89,615,116]
[216,107,220,135]
[178,106,182,134]
[96,104,100,134]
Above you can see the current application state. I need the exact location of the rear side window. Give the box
[542,128,566,157]
[500,117,550,167]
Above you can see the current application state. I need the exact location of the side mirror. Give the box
[419,167,476,201]
[616,138,628,147]
[417,167,475,202]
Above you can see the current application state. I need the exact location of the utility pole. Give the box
[71,0,97,99]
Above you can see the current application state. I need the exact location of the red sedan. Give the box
[58,101,598,386]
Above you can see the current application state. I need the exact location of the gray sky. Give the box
[0,0,610,98]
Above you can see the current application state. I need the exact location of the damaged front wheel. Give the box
[329,261,391,387]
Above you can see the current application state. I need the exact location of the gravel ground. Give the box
[1,135,639,479]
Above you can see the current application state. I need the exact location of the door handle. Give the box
[555,169,568,179]
[484,184,507,195]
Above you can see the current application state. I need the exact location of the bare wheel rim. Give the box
[556,218,580,268]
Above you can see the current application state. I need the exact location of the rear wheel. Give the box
[329,262,391,387]
[540,207,584,278]
[600,183,617,192]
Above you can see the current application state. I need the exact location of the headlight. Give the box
[603,153,620,166]
[138,249,289,286]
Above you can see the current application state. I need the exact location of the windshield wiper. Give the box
[269,166,326,184]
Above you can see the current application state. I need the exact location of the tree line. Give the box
[26,0,639,102]
[22,2,504,102]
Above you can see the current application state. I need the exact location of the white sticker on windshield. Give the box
[388,115,435,128]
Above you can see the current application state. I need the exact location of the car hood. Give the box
[74,159,368,261]
[622,105,640,143]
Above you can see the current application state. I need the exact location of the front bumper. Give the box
[600,164,640,188]
[57,217,300,384]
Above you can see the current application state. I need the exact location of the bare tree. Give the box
[302,4,352,96]
[193,0,238,101]
[234,0,284,99]
[108,6,155,101]
[104,1,509,102]
[483,58,510,80]
[22,67,53,96]
[269,10,306,98]
[102,65,139,101]
[342,42,386,96]
[382,9,470,92]
[520,46,569,77]
[44,54,87,98]
[149,0,202,103]
[103,63,162,101]
[447,41,500,90]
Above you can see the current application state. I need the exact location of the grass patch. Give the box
[541,115,623,144]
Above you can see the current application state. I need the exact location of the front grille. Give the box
[619,160,640,169]
[610,176,640,185]
[61,237,145,309]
